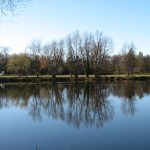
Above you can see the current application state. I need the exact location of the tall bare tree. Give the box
[44,40,64,80]
[91,31,113,78]
[80,32,93,77]
[51,40,64,79]
[27,39,42,77]
[66,31,82,81]
[66,35,74,77]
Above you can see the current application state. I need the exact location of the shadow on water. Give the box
[0,81,150,128]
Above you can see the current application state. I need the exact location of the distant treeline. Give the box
[0,31,150,78]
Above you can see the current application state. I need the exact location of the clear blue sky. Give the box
[0,0,150,55]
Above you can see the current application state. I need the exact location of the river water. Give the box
[0,81,150,150]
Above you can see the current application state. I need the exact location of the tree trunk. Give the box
[86,65,89,78]
[52,74,56,81]
[95,71,99,80]
[75,73,78,82]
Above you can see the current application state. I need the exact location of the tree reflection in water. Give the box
[0,81,149,128]
[65,83,114,128]
[111,81,150,116]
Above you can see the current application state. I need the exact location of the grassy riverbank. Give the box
[0,74,150,83]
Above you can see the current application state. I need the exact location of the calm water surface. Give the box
[0,81,150,150]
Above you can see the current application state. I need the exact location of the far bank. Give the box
[0,74,150,83]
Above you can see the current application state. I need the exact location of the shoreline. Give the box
[0,75,150,83]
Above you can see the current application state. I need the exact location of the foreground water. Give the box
[0,81,150,150]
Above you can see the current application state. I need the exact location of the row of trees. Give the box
[0,31,150,78]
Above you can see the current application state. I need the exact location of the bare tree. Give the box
[28,39,41,56]
[80,32,93,77]
[51,40,64,80]
[0,0,28,15]
[27,39,42,77]
[72,31,82,80]
[44,40,64,80]
[66,35,74,77]
[122,43,136,75]
[91,31,113,78]
[66,31,82,81]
